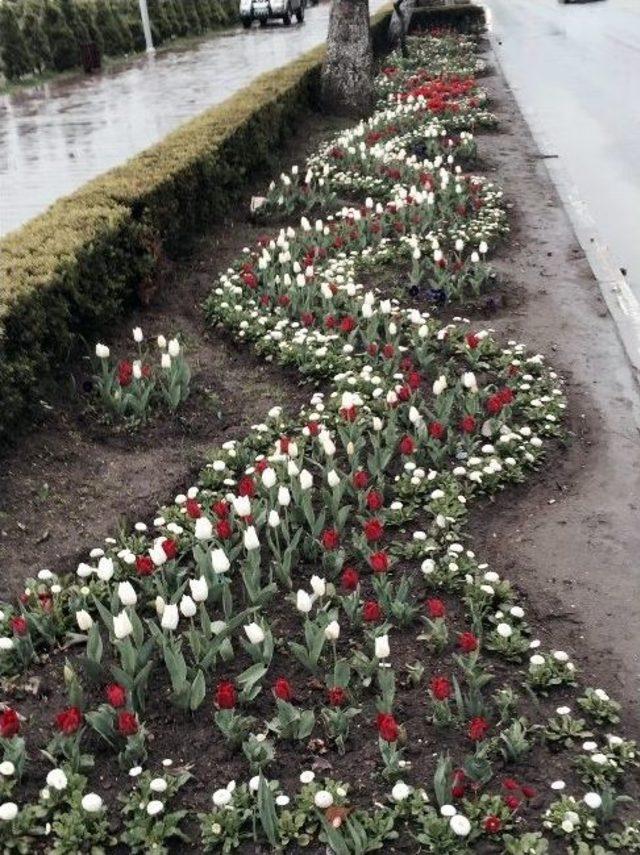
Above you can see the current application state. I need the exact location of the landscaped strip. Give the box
[1,27,639,855]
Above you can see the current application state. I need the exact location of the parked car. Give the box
[240,0,306,27]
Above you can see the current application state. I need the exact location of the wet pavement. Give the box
[0,0,387,238]
[482,0,640,309]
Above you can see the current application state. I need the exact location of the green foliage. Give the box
[147,0,173,42]
[60,0,90,45]
[95,0,133,56]
[408,4,486,36]
[20,1,52,73]
[42,0,79,71]
[0,4,33,79]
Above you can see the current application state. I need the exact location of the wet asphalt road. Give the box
[482,0,640,306]
[0,0,387,238]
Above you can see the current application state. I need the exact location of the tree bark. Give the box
[321,0,374,119]
[389,0,415,53]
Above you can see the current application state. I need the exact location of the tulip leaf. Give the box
[257,773,279,848]
[190,670,206,711]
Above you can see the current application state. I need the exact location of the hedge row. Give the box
[409,3,485,34]
[0,5,488,444]
[0,0,238,81]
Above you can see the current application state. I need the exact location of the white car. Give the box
[240,0,306,27]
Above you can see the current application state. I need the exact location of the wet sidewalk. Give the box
[0,0,386,238]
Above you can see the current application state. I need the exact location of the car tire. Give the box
[241,16,252,27]
[283,4,292,25]
[295,4,304,22]
[259,17,267,26]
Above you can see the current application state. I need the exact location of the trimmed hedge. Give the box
[1,5,486,442]
[0,0,238,81]
[409,3,485,34]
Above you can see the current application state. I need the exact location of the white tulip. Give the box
[296,590,313,614]
[97,556,114,581]
[132,327,143,343]
[149,542,168,566]
[189,577,208,602]
[277,486,291,506]
[244,526,260,551]
[233,495,251,517]
[161,604,179,631]
[584,792,602,810]
[113,610,133,640]
[433,375,448,396]
[155,596,165,616]
[179,595,197,618]
[117,581,137,607]
[168,338,180,357]
[161,353,171,369]
[261,468,277,489]
[0,762,14,777]
[268,510,281,528]
[327,470,340,488]
[194,517,213,540]
[299,470,313,490]
[462,371,477,391]
[95,343,110,359]
[324,620,340,641]
[157,334,167,349]
[309,575,326,598]
[496,623,513,639]
[375,634,390,659]
[244,622,265,645]
[81,793,103,813]
[211,549,230,574]
[75,610,93,631]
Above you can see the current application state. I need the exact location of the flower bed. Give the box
[1,31,639,854]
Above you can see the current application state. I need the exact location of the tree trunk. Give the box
[389,0,415,52]
[321,0,374,119]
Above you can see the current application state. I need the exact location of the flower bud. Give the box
[243,622,265,645]
[75,610,93,631]
[161,603,179,631]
